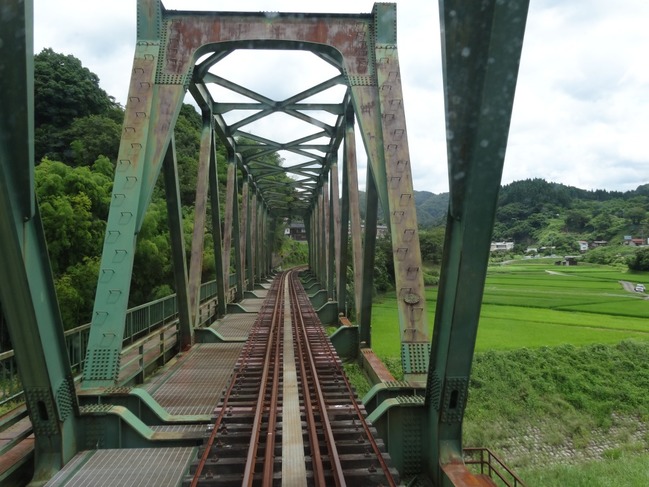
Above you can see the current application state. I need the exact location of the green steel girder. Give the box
[350,4,430,380]
[426,0,529,484]
[208,128,227,318]
[77,405,202,450]
[187,112,214,328]
[0,1,81,480]
[82,5,187,388]
[161,135,193,349]
[77,388,210,425]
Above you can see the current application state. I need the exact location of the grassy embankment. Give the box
[362,260,649,485]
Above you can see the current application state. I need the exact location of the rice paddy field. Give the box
[366,258,649,486]
[370,259,649,358]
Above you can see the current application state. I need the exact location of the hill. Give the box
[361,178,649,255]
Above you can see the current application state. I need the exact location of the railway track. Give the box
[184,270,398,486]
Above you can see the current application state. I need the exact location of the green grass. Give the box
[362,261,649,481]
[519,453,649,486]
[369,261,649,358]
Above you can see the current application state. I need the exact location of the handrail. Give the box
[463,447,526,487]
[0,277,230,408]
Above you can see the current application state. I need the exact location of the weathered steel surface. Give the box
[344,115,364,321]
[0,0,80,477]
[82,44,185,387]
[187,115,213,326]
[427,0,530,485]
[162,136,193,348]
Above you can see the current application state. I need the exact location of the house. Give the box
[490,241,514,252]
[578,241,589,252]
[625,238,646,247]
[555,256,578,266]
[287,222,307,241]
[592,240,608,247]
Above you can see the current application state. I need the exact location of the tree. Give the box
[419,228,445,265]
[34,48,120,162]
[626,207,646,226]
[35,158,113,274]
[627,247,649,271]
[67,115,122,166]
[564,209,589,232]
[34,48,113,128]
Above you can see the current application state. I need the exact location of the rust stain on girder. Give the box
[162,14,373,78]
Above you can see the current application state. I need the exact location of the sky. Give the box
[33,0,649,195]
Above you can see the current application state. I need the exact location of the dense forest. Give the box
[10,48,649,333]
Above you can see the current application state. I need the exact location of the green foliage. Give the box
[520,453,649,487]
[373,235,395,293]
[342,362,372,398]
[34,48,120,163]
[55,257,101,329]
[34,48,113,128]
[419,227,445,264]
[627,247,649,271]
[36,159,113,274]
[67,114,121,166]
[278,237,308,268]
[464,341,649,475]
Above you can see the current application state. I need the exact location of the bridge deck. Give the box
[43,292,269,486]
[45,447,197,487]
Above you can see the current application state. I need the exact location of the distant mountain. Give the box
[414,190,448,227]
[358,190,448,227]
[358,178,649,251]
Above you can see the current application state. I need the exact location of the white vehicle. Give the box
[635,284,646,292]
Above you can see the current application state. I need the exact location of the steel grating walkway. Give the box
[45,447,196,487]
[210,313,257,340]
[143,343,244,415]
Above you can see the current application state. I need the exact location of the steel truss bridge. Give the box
[0,1,529,485]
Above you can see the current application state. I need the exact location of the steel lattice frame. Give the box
[0,1,529,484]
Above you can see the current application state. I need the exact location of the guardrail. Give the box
[463,447,526,487]
[0,278,224,410]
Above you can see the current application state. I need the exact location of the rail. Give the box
[186,270,398,485]
[0,278,226,409]
[463,447,527,487]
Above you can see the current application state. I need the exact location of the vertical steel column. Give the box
[330,160,341,302]
[222,155,236,300]
[240,178,249,291]
[426,1,529,483]
[359,166,379,348]
[350,4,429,381]
[162,135,192,348]
[255,201,263,282]
[248,191,257,290]
[187,113,212,325]
[0,1,80,475]
[344,112,364,322]
[313,194,321,281]
[322,180,331,297]
[83,0,186,388]
[261,206,270,276]
[305,213,313,271]
[338,149,351,316]
[208,130,226,317]
[318,189,326,284]
[232,164,244,301]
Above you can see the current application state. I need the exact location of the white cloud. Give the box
[33,0,649,195]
